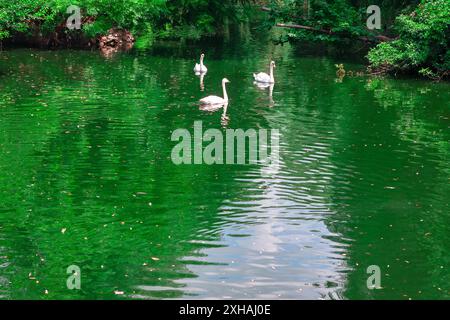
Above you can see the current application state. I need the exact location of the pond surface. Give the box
[0,33,449,299]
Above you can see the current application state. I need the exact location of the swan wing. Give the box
[199,95,225,105]
[253,72,271,83]
[194,64,207,73]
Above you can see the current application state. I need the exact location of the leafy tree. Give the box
[263,0,448,79]
[0,0,252,44]
[368,0,450,79]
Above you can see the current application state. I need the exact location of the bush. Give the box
[368,0,450,79]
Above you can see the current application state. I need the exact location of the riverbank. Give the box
[0,1,258,50]
[1,1,448,81]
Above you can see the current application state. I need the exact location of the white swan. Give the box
[194,53,208,73]
[253,61,276,83]
[199,78,230,105]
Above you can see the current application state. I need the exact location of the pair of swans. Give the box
[195,53,276,106]
[195,53,229,105]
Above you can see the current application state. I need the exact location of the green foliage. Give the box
[159,0,251,40]
[264,0,448,79]
[265,0,372,43]
[0,0,251,43]
[367,0,449,78]
[0,0,50,39]
[82,18,111,38]
[134,24,154,49]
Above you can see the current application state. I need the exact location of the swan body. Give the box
[194,63,207,73]
[194,53,208,73]
[253,72,272,83]
[199,78,230,105]
[199,95,226,105]
[253,61,276,83]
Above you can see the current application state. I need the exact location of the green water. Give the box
[0,35,449,299]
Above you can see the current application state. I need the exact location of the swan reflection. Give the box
[199,101,227,112]
[195,71,206,91]
[254,82,275,106]
[198,102,230,127]
[220,104,230,127]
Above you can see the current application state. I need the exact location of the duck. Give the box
[253,61,276,83]
[194,53,208,73]
[335,64,346,77]
[199,78,230,105]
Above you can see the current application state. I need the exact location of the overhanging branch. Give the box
[276,23,395,43]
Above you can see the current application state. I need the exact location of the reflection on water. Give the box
[195,72,206,92]
[254,82,274,107]
[0,34,449,299]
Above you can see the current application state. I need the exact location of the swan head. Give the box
[222,78,230,84]
[200,53,205,59]
[270,61,276,68]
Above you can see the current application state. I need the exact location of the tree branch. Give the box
[275,23,395,43]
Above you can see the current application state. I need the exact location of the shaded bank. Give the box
[4,26,135,55]
[0,0,256,49]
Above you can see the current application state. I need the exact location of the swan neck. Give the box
[200,56,204,67]
[222,82,228,101]
[270,65,274,82]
